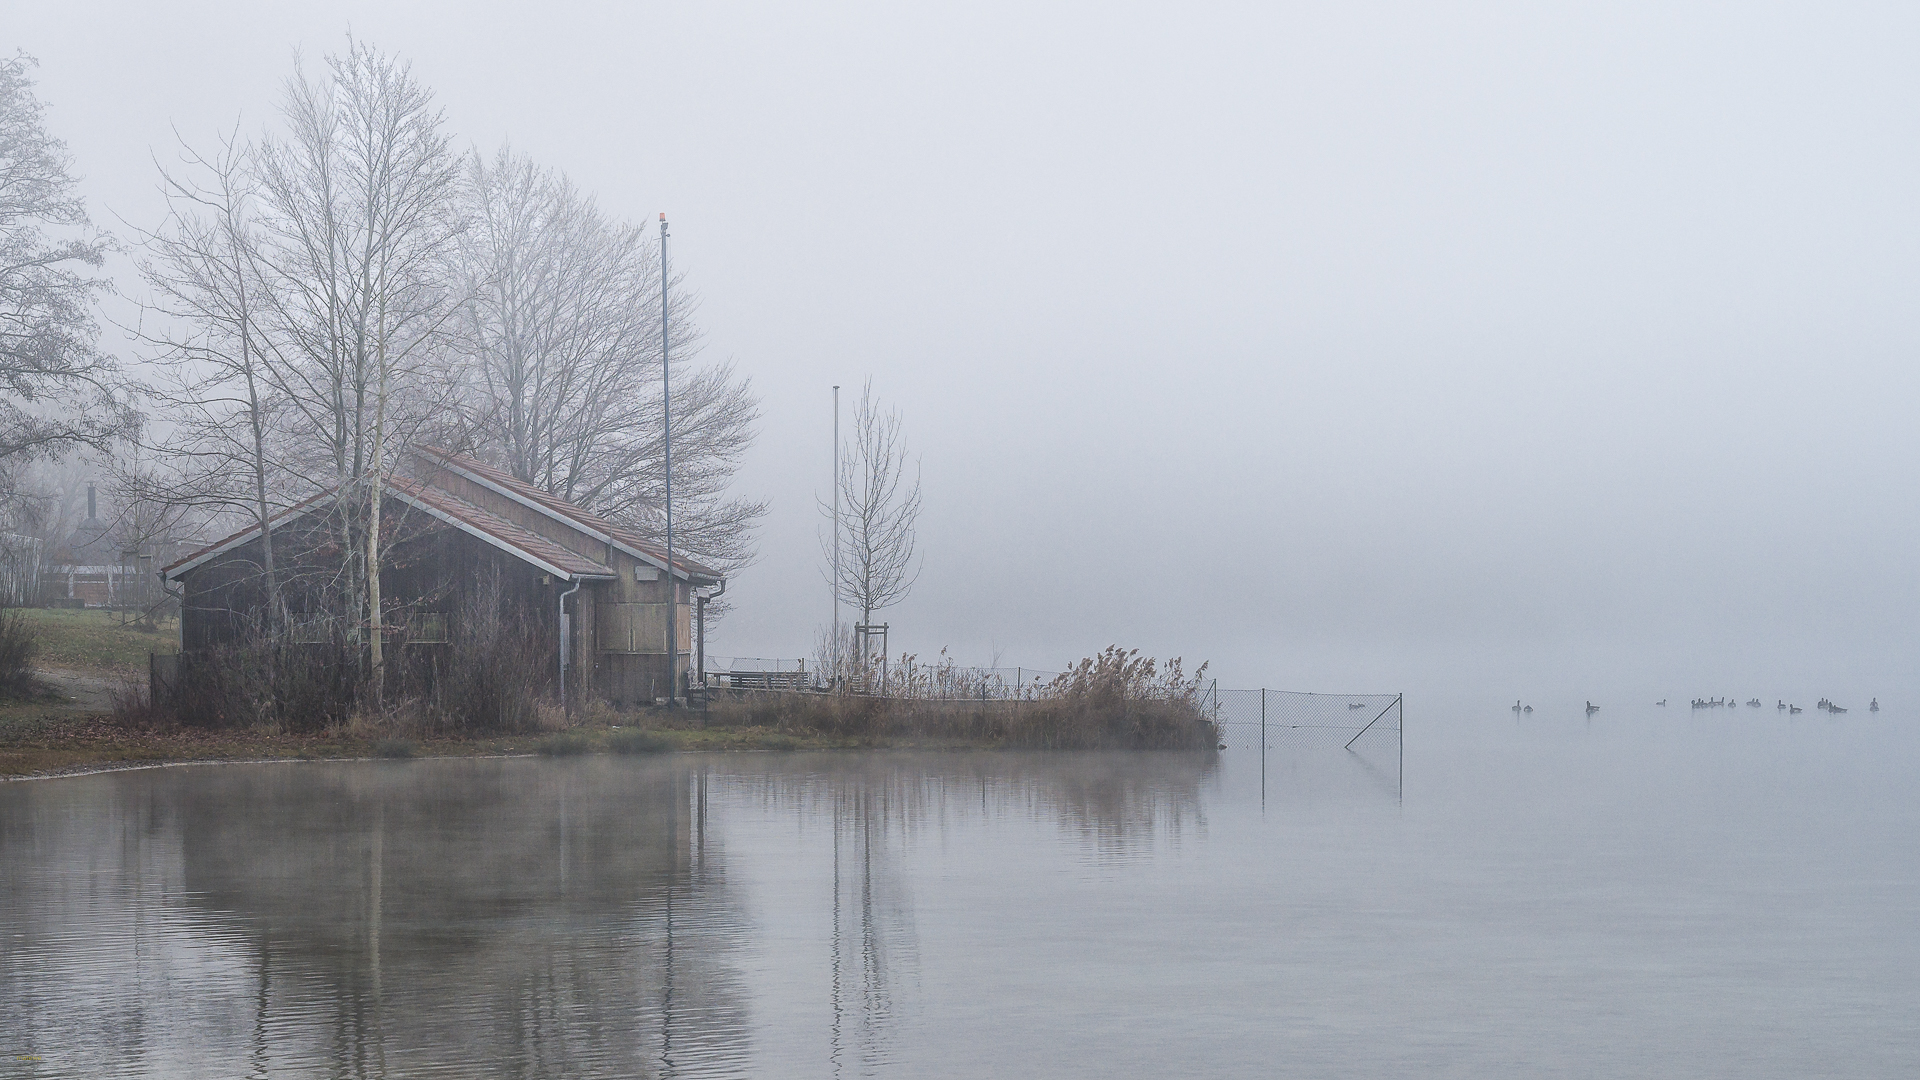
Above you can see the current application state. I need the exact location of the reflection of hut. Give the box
[166,759,752,1072]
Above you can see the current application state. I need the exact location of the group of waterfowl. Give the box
[1674,696,1879,715]
[1514,696,1883,715]
[1510,700,1600,714]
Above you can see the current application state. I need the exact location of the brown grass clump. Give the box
[707,647,1215,751]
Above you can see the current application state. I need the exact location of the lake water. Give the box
[2,704,1916,1077]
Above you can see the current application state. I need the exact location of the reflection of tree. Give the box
[826,782,919,1077]
[721,750,1215,857]
[0,759,754,1077]
[0,751,1216,1075]
[715,750,1215,1073]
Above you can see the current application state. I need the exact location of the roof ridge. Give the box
[410,445,721,579]
[165,474,618,582]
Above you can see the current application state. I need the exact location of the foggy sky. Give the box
[12,2,1920,701]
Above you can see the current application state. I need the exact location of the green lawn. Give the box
[14,608,179,675]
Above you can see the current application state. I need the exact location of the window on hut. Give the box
[405,612,449,644]
[290,614,336,644]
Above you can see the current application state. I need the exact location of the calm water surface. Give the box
[3,705,1917,1077]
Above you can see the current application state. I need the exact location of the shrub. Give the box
[160,634,356,733]
[536,732,592,756]
[0,608,39,697]
[371,739,416,759]
[435,571,550,735]
[608,727,670,755]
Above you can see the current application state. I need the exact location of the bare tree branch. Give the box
[0,52,126,461]
[821,378,922,631]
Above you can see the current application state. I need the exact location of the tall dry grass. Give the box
[709,646,1215,750]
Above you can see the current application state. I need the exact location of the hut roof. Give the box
[164,447,725,585]
[410,446,722,581]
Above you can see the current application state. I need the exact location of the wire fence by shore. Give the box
[1206,689,1403,755]
[697,666,1401,753]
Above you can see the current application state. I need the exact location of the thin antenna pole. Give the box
[661,212,677,705]
[832,384,841,685]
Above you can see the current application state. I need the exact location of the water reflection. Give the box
[0,751,1215,1077]
[717,752,1215,859]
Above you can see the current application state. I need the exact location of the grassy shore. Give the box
[11,607,179,673]
[0,713,1057,779]
[1,613,1215,779]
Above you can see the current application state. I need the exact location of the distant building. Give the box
[41,485,184,610]
[162,446,725,705]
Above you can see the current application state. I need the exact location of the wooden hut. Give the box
[161,446,724,706]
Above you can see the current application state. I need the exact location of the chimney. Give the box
[87,484,96,520]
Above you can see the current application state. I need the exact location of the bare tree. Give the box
[0,53,124,462]
[127,41,468,703]
[247,40,465,703]
[451,147,765,576]
[822,379,922,635]
[131,126,288,629]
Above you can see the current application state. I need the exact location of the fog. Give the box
[13,2,1920,700]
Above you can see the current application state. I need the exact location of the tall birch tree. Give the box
[248,40,463,704]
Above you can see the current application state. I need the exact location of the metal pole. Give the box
[660,213,677,705]
[832,384,840,687]
[1260,687,1267,806]
[558,578,581,712]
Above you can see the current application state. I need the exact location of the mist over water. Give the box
[5,719,1915,1077]
[12,5,1920,692]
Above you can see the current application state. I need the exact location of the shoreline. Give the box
[0,717,1072,781]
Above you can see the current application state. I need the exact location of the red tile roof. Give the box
[165,447,727,585]
[385,475,614,579]
[411,446,722,580]
[166,474,617,582]
[160,488,339,577]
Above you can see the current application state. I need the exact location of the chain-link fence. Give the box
[1205,688,1403,756]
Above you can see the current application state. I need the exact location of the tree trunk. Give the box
[366,303,388,708]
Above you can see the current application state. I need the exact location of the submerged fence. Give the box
[1207,688,1403,761]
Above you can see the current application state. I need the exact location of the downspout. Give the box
[558,577,583,713]
[696,578,726,690]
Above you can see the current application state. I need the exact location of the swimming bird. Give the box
[1656,699,1667,706]
[1523,705,1532,713]
[1512,700,1522,713]
[1586,701,1600,714]
[1747,699,1761,707]
[1871,698,1880,712]
[1790,704,1803,714]
[1832,705,1848,714]
[1778,700,1786,710]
